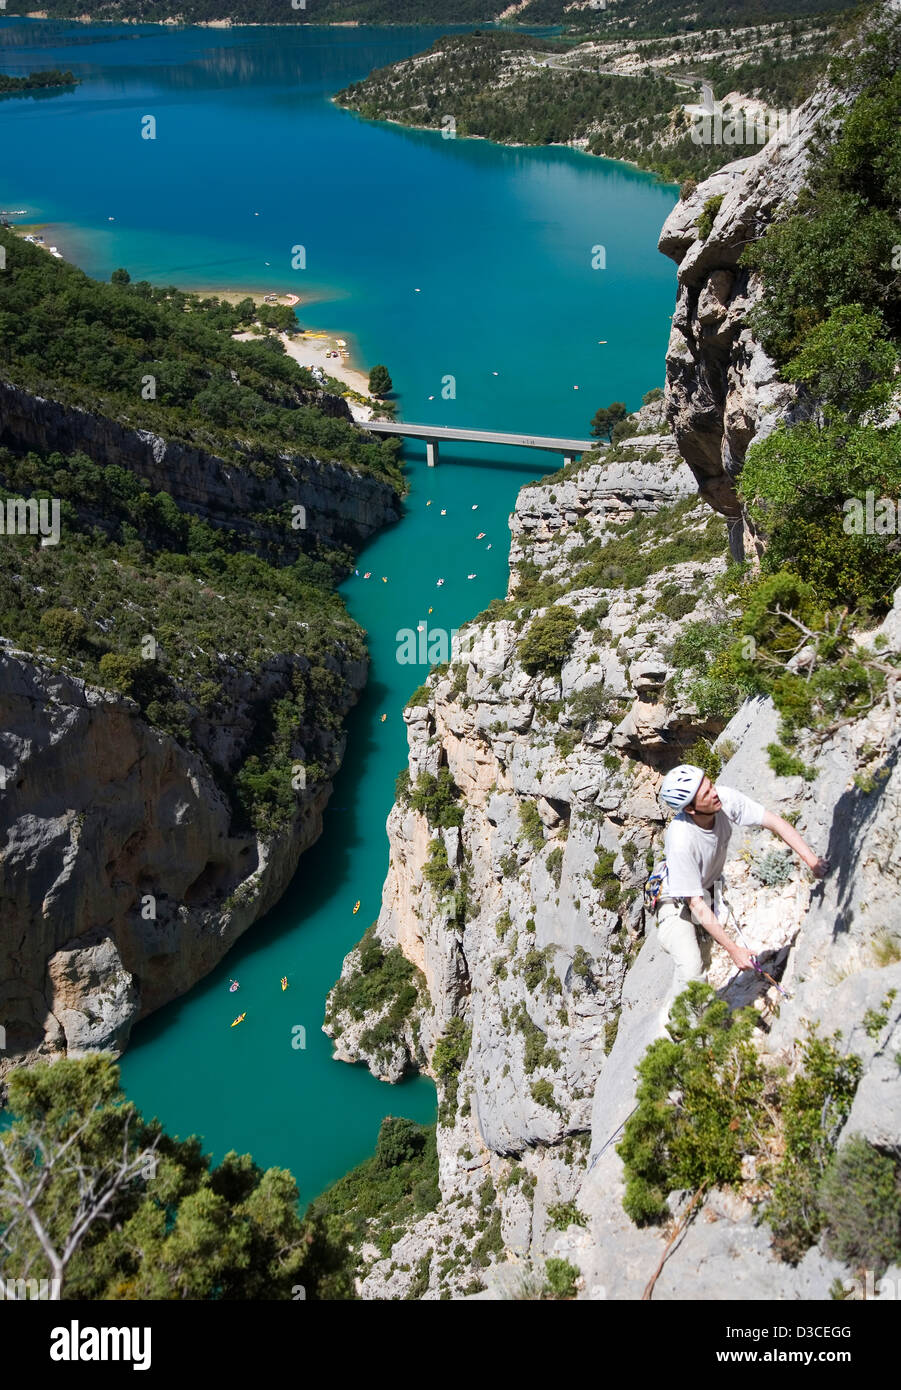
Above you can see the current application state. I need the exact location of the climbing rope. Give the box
[717,879,791,997]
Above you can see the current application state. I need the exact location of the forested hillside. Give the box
[335,17,846,183]
[0,233,404,834]
[0,0,861,31]
[0,235,399,486]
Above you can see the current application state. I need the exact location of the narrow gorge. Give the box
[324,25,901,1299]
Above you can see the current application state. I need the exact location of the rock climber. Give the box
[654,764,831,998]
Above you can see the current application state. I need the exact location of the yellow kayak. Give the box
[231,1013,246,1028]
[281,976,288,992]
[353,900,361,915]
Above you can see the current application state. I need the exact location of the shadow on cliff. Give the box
[819,742,899,941]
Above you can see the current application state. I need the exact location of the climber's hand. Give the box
[729,944,755,972]
[810,856,831,879]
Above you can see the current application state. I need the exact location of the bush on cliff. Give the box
[742,23,901,363]
[518,605,578,676]
[617,983,764,1225]
[818,1135,901,1277]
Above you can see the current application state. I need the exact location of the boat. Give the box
[472,505,478,510]
[382,576,388,583]
[353,900,361,914]
[281,976,288,991]
[428,606,433,614]
[440,509,447,516]
[426,500,432,507]
[231,1013,246,1027]
[436,578,444,587]
[467,573,477,580]
[229,979,240,993]
[363,571,371,579]
[381,713,387,722]
[476,532,486,539]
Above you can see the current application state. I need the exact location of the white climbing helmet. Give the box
[659,764,705,813]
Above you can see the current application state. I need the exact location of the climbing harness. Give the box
[643,860,667,915]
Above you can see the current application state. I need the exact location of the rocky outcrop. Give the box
[326,425,901,1301]
[657,84,841,546]
[326,444,901,1301]
[0,378,401,552]
[0,642,358,1073]
[324,439,757,1297]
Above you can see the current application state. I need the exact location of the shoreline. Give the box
[333,99,680,187]
[2,218,385,420]
[219,293,379,420]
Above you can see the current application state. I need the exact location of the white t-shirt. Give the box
[661,784,766,900]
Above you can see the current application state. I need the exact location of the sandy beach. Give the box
[3,226,383,419]
[229,310,378,421]
[7,222,71,262]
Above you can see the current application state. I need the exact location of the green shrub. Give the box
[530,1078,555,1109]
[819,1136,901,1277]
[410,768,464,829]
[518,605,578,676]
[696,193,724,240]
[654,584,698,621]
[519,800,545,851]
[543,1257,580,1299]
[39,605,86,653]
[547,1201,587,1231]
[782,305,897,422]
[432,1017,471,1126]
[395,767,411,803]
[739,422,901,613]
[618,983,764,1225]
[766,1032,863,1263]
[592,847,622,912]
[546,846,564,887]
[767,743,817,781]
[754,849,793,886]
[423,838,455,898]
[690,738,722,782]
[568,681,610,728]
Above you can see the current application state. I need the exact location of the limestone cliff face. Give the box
[327,422,901,1297]
[325,426,756,1295]
[0,370,393,1077]
[0,378,401,551]
[0,637,362,1075]
[657,83,841,545]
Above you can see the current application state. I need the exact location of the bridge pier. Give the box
[426,439,439,467]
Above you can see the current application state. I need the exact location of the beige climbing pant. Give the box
[656,890,715,999]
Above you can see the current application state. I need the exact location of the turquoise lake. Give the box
[0,19,678,1202]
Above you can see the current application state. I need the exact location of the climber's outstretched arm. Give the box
[687,895,754,971]
[760,810,831,877]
